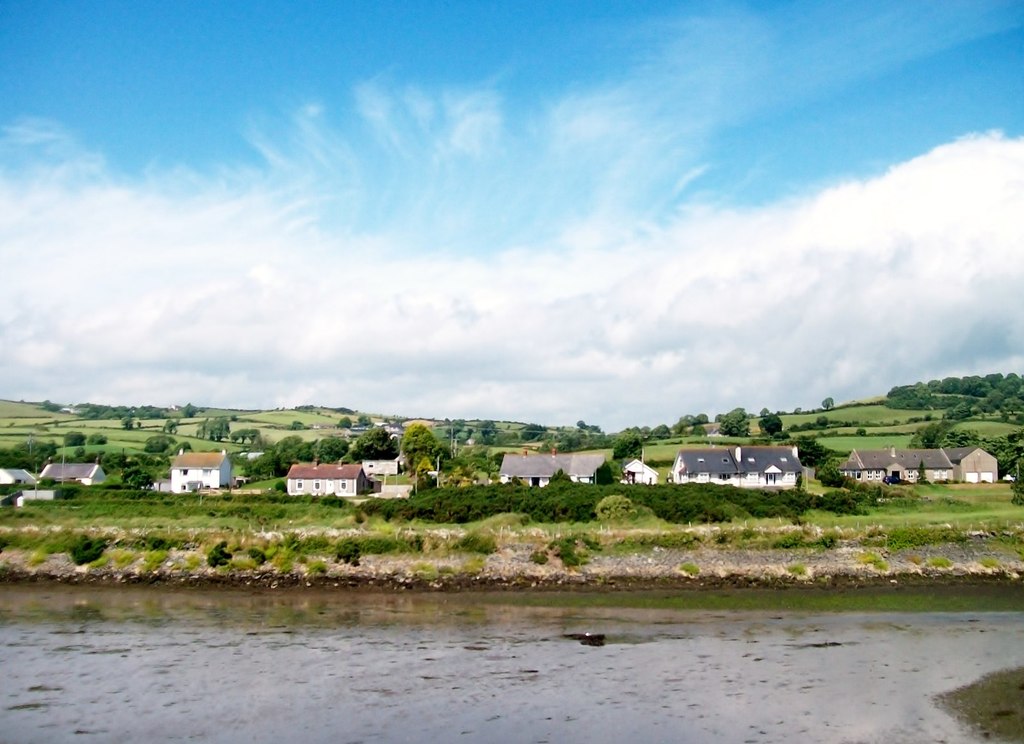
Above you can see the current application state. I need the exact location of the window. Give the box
[295,479,303,491]
[341,480,348,491]
[313,480,321,491]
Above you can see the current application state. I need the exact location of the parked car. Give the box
[883,474,902,485]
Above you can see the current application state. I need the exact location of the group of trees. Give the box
[887,373,1024,422]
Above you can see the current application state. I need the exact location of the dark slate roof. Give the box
[674,449,738,475]
[287,463,364,480]
[500,453,605,479]
[736,446,803,473]
[39,463,101,480]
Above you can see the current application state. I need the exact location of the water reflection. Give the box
[1,586,1023,743]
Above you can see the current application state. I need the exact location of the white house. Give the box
[672,446,802,489]
[621,459,659,485]
[499,452,606,487]
[38,462,106,486]
[0,468,37,486]
[286,462,372,496]
[170,450,232,492]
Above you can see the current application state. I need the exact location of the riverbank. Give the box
[2,527,1022,592]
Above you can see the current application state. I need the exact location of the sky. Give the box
[1,0,1023,431]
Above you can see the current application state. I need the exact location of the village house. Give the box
[286,462,373,496]
[38,462,106,486]
[671,446,802,489]
[499,452,606,487]
[0,468,37,486]
[169,449,232,492]
[839,446,998,483]
[620,458,659,485]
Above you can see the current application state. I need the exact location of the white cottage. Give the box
[170,450,232,492]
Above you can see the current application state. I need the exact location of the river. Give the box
[2,585,1023,743]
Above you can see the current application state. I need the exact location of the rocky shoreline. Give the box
[2,533,1021,592]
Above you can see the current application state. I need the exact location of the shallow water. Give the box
[2,586,1023,743]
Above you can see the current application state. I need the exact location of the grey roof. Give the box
[39,463,103,480]
[675,446,802,475]
[737,446,803,473]
[500,453,606,479]
[942,447,991,464]
[674,450,738,475]
[841,449,953,471]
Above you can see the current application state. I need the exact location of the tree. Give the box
[275,435,315,469]
[817,459,846,488]
[181,403,199,418]
[349,427,399,461]
[822,397,835,411]
[63,431,86,448]
[86,433,107,446]
[1012,467,1024,506]
[357,414,372,427]
[718,408,750,438]
[144,434,177,454]
[121,416,135,431]
[197,417,230,442]
[315,436,349,463]
[612,431,643,460]
[337,416,353,430]
[520,423,546,442]
[477,420,498,445]
[121,460,154,490]
[759,413,784,437]
[163,419,179,434]
[402,424,445,472]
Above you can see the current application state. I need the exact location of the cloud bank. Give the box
[1,110,1022,430]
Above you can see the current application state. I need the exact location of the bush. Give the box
[454,532,497,554]
[549,537,588,568]
[529,550,549,565]
[772,532,807,549]
[595,494,638,522]
[335,538,361,565]
[69,535,108,565]
[247,547,267,565]
[207,541,232,568]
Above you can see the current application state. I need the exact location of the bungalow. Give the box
[0,468,37,486]
[170,450,232,492]
[621,459,659,485]
[286,462,372,496]
[499,452,606,487]
[38,462,106,486]
[839,447,954,483]
[672,446,802,489]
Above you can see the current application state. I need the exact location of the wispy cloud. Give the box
[1,115,1021,428]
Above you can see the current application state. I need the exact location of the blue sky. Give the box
[1,1,1023,429]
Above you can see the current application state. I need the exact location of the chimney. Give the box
[178,448,184,456]
[551,447,557,456]
[890,446,896,457]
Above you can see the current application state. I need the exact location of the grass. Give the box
[787,563,807,576]
[679,562,700,576]
[856,552,889,571]
[927,556,953,569]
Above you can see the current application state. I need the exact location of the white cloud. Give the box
[1,115,1022,429]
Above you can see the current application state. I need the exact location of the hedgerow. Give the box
[359,482,825,525]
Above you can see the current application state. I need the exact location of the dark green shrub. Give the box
[335,539,361,565]
[454,532,497,554]
[549,537,587,568]
[772,532,807,549]
[814,533,839,549]
[207,541,232,568]
[530,550,549,565]
[69,535,108,565]
[247,547,267,565]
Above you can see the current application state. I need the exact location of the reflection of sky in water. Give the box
[1,590,1021,743]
